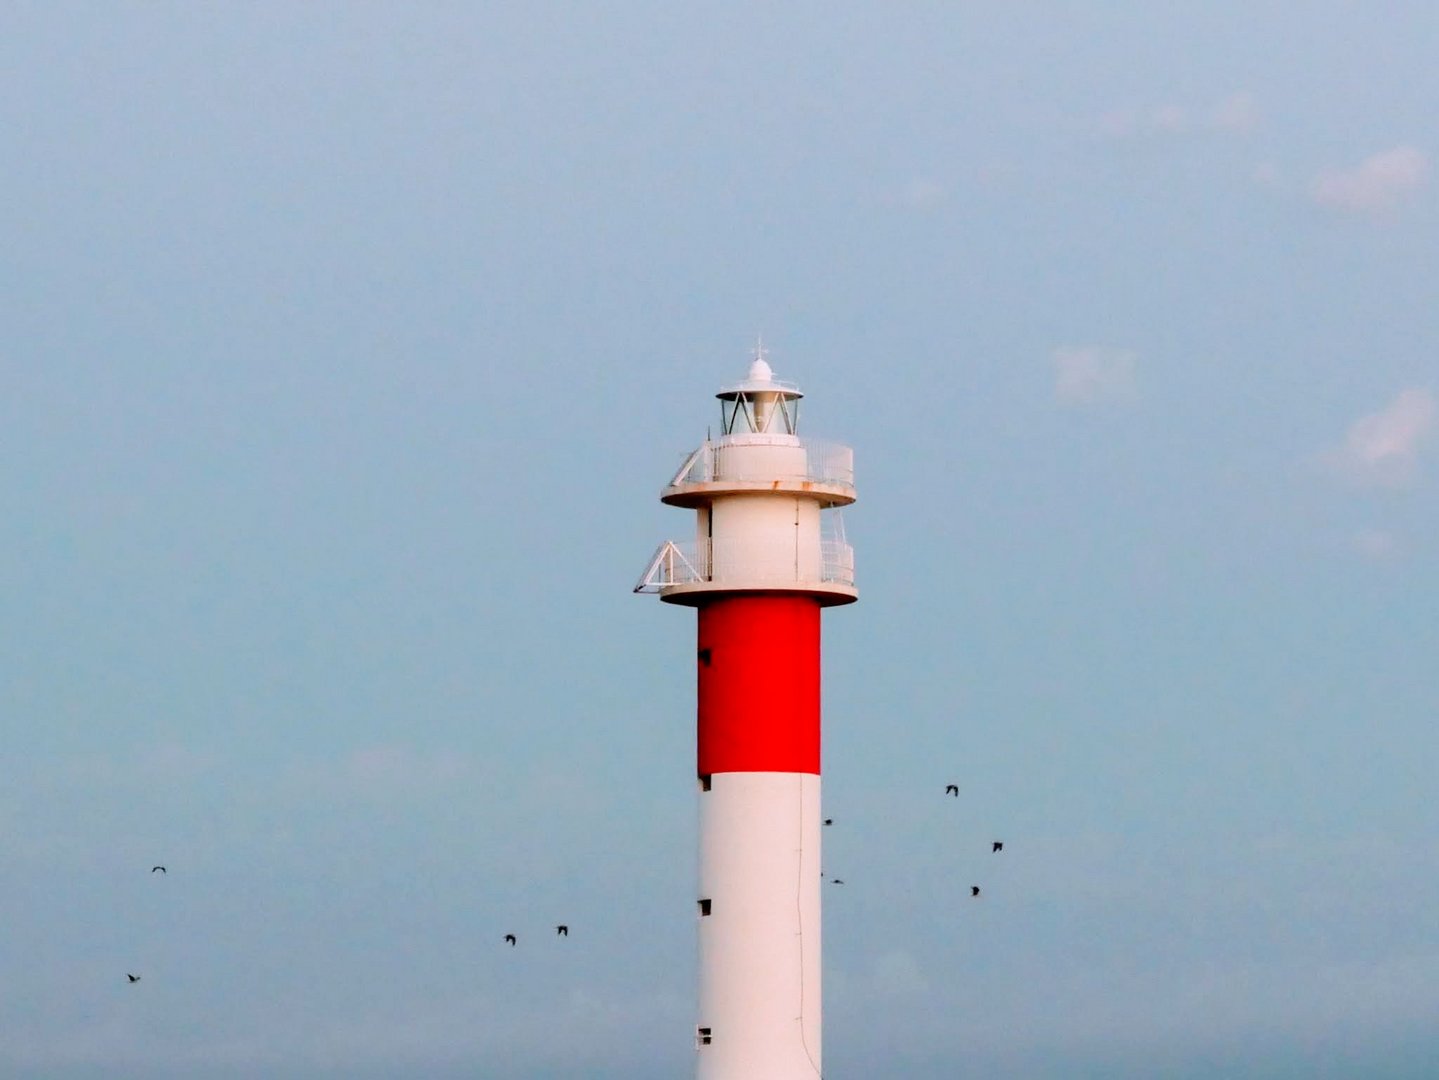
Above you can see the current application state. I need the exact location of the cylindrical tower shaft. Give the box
[697,596,823,1077]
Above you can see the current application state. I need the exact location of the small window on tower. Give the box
[696,1026,713,1047]
[698,774,712,792]
[698,898,712,916]
[697,647,711,666]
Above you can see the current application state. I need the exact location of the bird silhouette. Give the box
[555,925,568,936]
[126,974,141,983]
[830,878,845,885]
[151,866,166,874]
[945,784,959,796]
[823,818,833,826]
[992,841,1003,853]
[504,934,516,946]
[970,886,981,898]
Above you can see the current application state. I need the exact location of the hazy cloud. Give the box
[1095,91,1259,140]
[892,177,947,210]
[1312,146,1428,213]
[1209,91,1260,134]
[1352,529,1400,560]
[1053,346,1137,406]
[306,985,687,1072]
[1252,161,1283,189]
[55,742,216,786]
[293,744,476,799]
[343,745,468,785]
[1328,388,1436,487]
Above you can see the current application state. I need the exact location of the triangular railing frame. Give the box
[633,540,703,593]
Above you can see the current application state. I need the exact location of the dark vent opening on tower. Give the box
[697,1026,712,1046]
[699,774,712,792]
[698,898,712,916]
[697,647,712,666]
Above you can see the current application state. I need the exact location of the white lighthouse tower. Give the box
[636,348,856,1079]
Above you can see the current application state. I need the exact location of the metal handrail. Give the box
[667,439,854,488]
[634,537,856,592]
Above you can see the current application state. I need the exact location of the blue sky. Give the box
[3,3,1437,1076]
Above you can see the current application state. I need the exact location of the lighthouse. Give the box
[635,348,856,1079]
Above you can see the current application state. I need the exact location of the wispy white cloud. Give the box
[1327,388,1436,488]
[1352,529,1401,560]
[1149,103,1188,135]
[892,176,947,210]
[1053,346,1137,406]
[1312,146,1428,214]
[291,744,476,799]
[1094,91,1259,140]
[56,742,216,786]
[1095,106,1171,140]
[306,985,686,1071]
[4,984,690,1075]
[342,745,469,786]
[1252,161,1283,189]
[1208,91,1260,134]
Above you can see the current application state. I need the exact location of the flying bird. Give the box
[945,784,959,796]
[127,974,141,983]
[555,925,568,937]
[830,878,845,885]
[151,866,166,873]
[970,886,981,898]
[504,934,516,946]
[992,841,1003,853]
[823,818,833,826]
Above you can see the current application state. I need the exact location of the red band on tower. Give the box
[697,595,821,776]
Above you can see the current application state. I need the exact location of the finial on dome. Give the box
[748,334,773,383]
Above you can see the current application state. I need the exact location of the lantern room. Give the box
[716,355,802,437]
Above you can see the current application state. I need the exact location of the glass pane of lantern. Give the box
[721,399,739,434]
[735,395,755,433]
[777,397,795,434]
